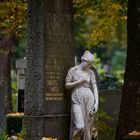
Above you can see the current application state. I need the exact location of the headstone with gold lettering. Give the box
[23,0,74,140]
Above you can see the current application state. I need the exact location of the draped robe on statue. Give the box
[65,65,97,140]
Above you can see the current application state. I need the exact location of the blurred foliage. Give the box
[98,121,115,140]
[92,53,105,77]
[0,0,27,38]
[111,50,126,84]
[12,38,26,67]
[0,133,8,140]
[98,75,122,90]
[12,93,17,112]
[18,129,26,139]
[11,69,17,93]
[6,114,23,134]
[74,0,127,47]
[93,52,122,89]
[11,66,18,112]
[98,108,113,121]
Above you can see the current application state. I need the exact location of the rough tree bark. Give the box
[0,37,13,113]
[115,0,140,139]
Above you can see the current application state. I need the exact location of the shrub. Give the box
[0,133,8,140]
[6,113,23,135]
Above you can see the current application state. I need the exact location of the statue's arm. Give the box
[65,80,82,89]
[93,83,99,113]
[65,69,83,89]
[91,72,99,112]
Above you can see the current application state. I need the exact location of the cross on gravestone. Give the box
[16,59,26,112]
[23,1,74,140]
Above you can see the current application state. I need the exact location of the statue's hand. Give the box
[77,78,87,84]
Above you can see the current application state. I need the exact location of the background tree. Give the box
[0,0,27,37]
[0,37,13,113]
[0,0,27,112]
[115,0,140,139]
[73,0,127,46]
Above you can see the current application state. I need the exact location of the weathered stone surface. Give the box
[23,0,44,139]
[24,0,74,140]
[44,1,74,139]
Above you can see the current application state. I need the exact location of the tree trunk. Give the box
[0,37,13,133]
[0,38,13,113]
[115,0,140,139]
[6,52,13,113]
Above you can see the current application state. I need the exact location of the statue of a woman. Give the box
[65,51,99,140]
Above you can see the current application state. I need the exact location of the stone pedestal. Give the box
[16,59,26,112]
[24,0,74,140]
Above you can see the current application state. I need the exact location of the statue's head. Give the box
[81,51,94,69]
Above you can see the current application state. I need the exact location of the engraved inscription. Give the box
[44,13,73,101]
[45,54,72,101]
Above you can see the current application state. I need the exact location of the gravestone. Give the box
[99,89,122,128]
[23,0,74,140]
[16,59,26,112]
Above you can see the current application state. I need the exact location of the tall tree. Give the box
[0,37,13,113]
[0,0,27,112]
[115,0,140,139]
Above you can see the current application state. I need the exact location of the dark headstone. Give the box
[43,1,74,139]
[99,89,122,128]
[17,90,24,112]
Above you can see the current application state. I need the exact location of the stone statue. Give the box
[65,51,99,140]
